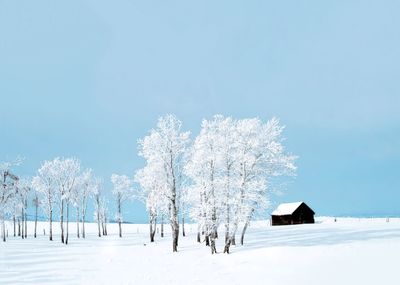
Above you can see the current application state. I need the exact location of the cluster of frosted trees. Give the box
[135,114,296,254]
[1,114,295,255]
[0,157,133,244]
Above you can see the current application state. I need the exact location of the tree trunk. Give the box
[223,234,237,254]
[97,206,101,237]
[82,213,86,238]
[24,214,27,238]
[76,207,80,238]
[182,216,186,237]
[24,200,27,238]
[104,215,108,236]
[2,218,5,242]
[118,199,122,238]
[65,203,69,245]
[49,209,53,241]
[197,231,201,243]
[34,203,38,238]
[241,220,249,245]
[60,199,64,243]
[171,203,179,252]
[161,216,164,238]
[223,238,231,254]
[210,233,217,254]
[172,226,179,252]
[13,215,16,237]
[205,234,210,246]
[21,208,24,239]
[149,214,156,242]
[18,217,21,236]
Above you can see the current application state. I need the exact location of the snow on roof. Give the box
[271,202,304,216]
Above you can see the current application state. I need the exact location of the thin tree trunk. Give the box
[161,215,164,238]
[172,226,179,252]
[24,212,27,238]
[197,223,201,243]
[97,212,101,237]
[171,203,179,252]
[49,209,53,241]
[241,221,249,245]
[60,199,64,243]
[76,207,80,238]
[82,213,86,238]
[13,215,16,237]
[104,217,108,236]
[182,216,186,237]
[21,208,25,239]
[34,203,38,238]
[205,234,210,246]
[18,217,21,236]
[118,199,122,238]
[65,203,69,245]
[149,213,157,242]
[2,218,5,242]
[210,230,217,254]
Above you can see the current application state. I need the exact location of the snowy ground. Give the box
[1,217,399,285]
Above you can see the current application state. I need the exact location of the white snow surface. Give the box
[271,201,304,215]
[1,217,399,285]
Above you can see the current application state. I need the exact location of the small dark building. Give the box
[271,202,315,226]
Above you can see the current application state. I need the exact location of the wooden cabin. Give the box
[271,202,315,226]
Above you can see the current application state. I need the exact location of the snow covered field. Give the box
[1,218,399,285]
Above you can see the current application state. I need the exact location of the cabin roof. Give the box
[271,201,305,216]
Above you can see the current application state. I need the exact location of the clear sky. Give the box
[1,1,399,222]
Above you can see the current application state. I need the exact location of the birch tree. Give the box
[32,160,56,241]
[137,114,190,252]
[78,169,94,238]
[51,157,81,244]
[185,116,236,254]
[135,166,168,242]
[32,186,40,238]
[92,178,103,237]
[223,118,296,253]
[111,174,133,238]
[0,160,20,242]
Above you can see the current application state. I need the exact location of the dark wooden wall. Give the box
[271,203,315,226]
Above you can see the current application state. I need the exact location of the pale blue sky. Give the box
[1,1,399,222]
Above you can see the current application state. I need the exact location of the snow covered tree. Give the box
[32,160,57,241]
[50,157,81,244]
[185,115,236,254]
[32,185,40,238]
[17,178,31,239]
[135,166,168,242]
[185,116,296,254]
[100,197,109,236]
[0,160,20,242]
[137,114,190,252]
[111,174,133,238]
[223,117,296,253]
[92,177,104,237]
[77,169,94,239]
